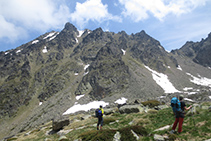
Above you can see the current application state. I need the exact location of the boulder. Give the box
[131,130,139,140]
[154,134,165,141]
[119,105,144,114]
[104,107,117,115]
[58,135,68,141]
[154,105,168,110]
[201,106,210,110]
[81,115,91,120]
[113,131,121,141]
[52,116,70,131]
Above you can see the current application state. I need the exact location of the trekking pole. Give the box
[191,106,196,131]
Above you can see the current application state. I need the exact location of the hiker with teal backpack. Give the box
[170,95,192,134]
[96,105,104,130]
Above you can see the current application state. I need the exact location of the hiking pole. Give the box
[191,106,196,131]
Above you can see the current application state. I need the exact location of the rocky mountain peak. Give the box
[63,22,77,32]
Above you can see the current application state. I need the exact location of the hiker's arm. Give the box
[184,105,192,111]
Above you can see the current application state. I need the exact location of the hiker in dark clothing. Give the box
[97,105,104,130]
[170,95,192,134]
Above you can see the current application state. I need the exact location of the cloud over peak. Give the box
[70,0,121,29]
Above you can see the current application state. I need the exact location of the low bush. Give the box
[103,117,116,125]
[79,129,116,141]
[119,127,137,141]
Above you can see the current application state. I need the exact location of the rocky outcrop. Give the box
[172,32,211,67]
[52,116,70,131]
[119,105,144,114]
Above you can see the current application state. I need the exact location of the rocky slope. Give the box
[0,22,211,139]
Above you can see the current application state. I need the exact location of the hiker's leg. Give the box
[178,118,184,133]
[100,117,103,130]
[172,118,179,130]
[97,118,100,130]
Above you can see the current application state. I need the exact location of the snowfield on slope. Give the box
[63,97,127,115]
[145,66,180,93]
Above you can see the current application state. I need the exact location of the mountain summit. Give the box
[0,22,211,139]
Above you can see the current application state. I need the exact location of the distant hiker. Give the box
[96,105,104,130]
[170,95,192,134]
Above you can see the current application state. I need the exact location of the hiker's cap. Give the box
[179,95,184,98]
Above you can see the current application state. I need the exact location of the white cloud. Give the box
[118,0,209,22]
[0,15,26,41]
[70,0,121,29]
[0,0,70,30]
[0,0,70,42]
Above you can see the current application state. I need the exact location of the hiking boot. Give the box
[169,130,175,134]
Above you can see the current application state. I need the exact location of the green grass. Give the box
[5,103,211,141]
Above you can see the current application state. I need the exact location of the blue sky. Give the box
[0,0,211,52]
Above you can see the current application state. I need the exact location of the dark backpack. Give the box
[95,108,102,117]
[171,97,182,114]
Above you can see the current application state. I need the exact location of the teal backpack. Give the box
[171,97,182,114]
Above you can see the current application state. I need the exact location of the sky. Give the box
[0,0,211,52]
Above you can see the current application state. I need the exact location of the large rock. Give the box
[52,116,70,131]
[119,105,144,114]
[154,134,165,141]
[104,107,117,115]
[154,105,169,110]
[113,131,121,141]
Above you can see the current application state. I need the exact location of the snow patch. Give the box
[32,40,39,44]
[77,30,84,37]
[76,94,85,100]
[177,65,182,71]
[63,101,109,115]
[83,71,89,76]
[49,33,59,41]
[145,66,180,93]
[39,102,43,106]
[186,92,198,95]
[5,52,9,55]
[121,49,126,55]
[42,46,48,53]
[74,73,79,76]
[184,98,194,102]
[186,73,211,87]
[43,32,56,39]
[158,45,163,49]
[115,97,127,104]
[75,38,79,43]
[183,87,193,91]
[16,50,22,53]
[84,64,90,70]
[159,96,166,99]
[209,96,211,99]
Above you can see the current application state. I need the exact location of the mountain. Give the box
[0,22,211,139]
[171,33,211,67]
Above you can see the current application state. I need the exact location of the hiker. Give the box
[97,105,104,130]
[170,95,192,134]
